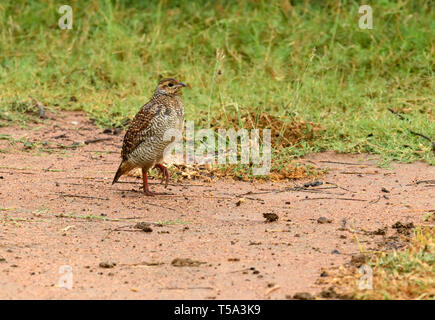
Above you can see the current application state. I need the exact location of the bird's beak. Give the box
[178,82,187,87]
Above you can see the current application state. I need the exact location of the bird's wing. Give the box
[121,99,164,160]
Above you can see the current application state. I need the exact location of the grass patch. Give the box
[358,226,434,299]
[320,225,434,300]
[0,0,433,171]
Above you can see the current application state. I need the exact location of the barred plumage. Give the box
[112,78,186,196]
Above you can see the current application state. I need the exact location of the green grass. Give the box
[323,226,434,300]
[358,226,434,299]
[0,0,433,166]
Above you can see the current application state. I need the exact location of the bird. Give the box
[112,78,186,196]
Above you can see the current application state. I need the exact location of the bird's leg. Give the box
[153,164,166,185]
[154,163,169,188]
[142,168,155,196]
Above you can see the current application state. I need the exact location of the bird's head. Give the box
[155,78,186,96]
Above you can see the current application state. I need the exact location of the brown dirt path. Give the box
[0,111,433,299]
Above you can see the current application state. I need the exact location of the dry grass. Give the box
[319,226,434,300]
[127,161,320,183]
[211,111,322,150]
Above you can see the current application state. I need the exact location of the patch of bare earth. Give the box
[0,111,433,299]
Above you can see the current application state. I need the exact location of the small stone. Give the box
[236,198,246,206]
[142,226,153,232]
[263,213,278,223]
[317,217,332,224]
[319,286,351,299]
[99,262,116,269]
[135,222,153,232]
[293,292,314,300]
[303,181,323,188]
[320,270,329,277]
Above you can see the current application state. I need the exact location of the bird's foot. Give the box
[143,189,156,196]
[154,164,170,188]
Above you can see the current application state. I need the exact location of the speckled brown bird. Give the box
[112,78,186,195]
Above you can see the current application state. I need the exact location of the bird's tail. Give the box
[112,160,134,184]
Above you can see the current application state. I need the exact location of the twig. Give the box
[387,108,405,120]
[142,202,176,212]
[388,108,435,151]
[307,186,338,190]
[369,195,381,204]
[84,138,113,145]
[319,160,368,166]
[84,150,118,153]
[265,285,281,296]
[295,189,346,196]
[56,193,109,200]
[325,181,355,193]
[245,196,265,203]
[410,131,435,151]
[340,171,378,175]
[228,268,251,274]
[416,180,435,185]
[301,197,367,202]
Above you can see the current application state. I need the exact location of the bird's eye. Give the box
[168,83,174,87]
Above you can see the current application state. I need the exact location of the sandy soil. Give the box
[0,111,433,299]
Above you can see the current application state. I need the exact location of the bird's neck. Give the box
[153,92,179,100]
